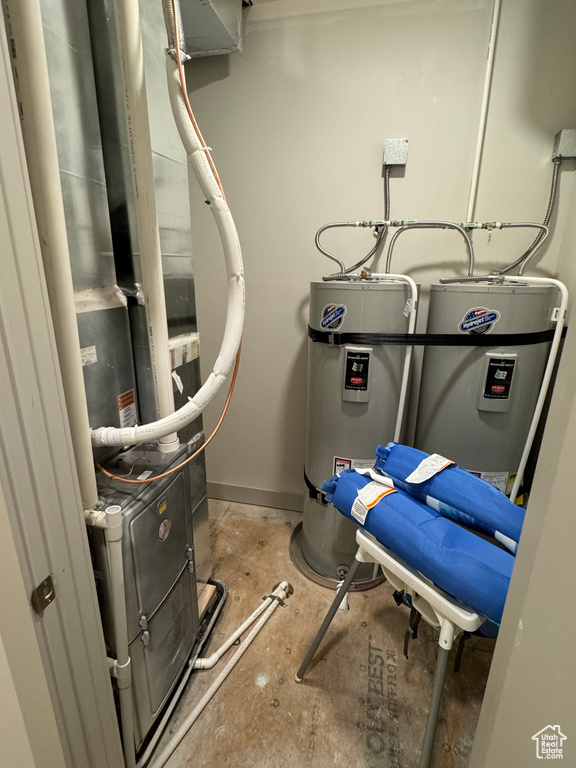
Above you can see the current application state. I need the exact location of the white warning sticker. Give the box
[467,469,509,493]
[334,456,375,474]
[351,481,396,525]
[405,454,454,484]
[81,345,97,366]
[117,389,137,428]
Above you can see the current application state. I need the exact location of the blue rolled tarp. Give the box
[322,469,514,624]
[374,443,524,550]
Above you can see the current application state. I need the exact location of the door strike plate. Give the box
[31,574,56,614]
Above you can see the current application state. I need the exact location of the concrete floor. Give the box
[161,500,494,768]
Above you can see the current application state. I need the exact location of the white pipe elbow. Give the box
[193,654,219,670]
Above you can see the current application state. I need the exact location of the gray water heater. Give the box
[415,282,558,493]
[300,279,411,582]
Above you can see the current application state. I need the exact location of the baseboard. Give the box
[207,481,303,513]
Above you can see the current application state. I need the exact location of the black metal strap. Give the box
[304,469,326,503]
[308,325,565,347]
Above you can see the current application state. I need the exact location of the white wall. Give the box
[0,635,37,768]
[0,484,66,768]
[186,0,576,507]
[468,179,576,765]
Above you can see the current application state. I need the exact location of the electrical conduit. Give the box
[319,165,392,280]
[498,162,563,276]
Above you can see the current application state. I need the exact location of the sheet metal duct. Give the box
[180,0,243,56]
[40,0,138,465]
[87,0,201,431]
[86,0,211,588]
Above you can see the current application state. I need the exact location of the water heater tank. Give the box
[297,279,412,583]
[415,282,558,494]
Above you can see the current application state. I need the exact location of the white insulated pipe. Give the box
[508,276,568,501]
[148,581,290,768]
[3,0,98,508]
[466,0,501,222]
[111,0,177,451]
[362,274,418,442]
[91,58,245,449]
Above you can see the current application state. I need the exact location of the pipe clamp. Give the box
[262,594,287,608]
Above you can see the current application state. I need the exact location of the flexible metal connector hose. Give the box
[319,222,386,280]
[439,223,548,283]
[496,158,562,275]
[344,165,391,275]
[385,221,475,276]
[316,222,355,274]
[320,166,391,280]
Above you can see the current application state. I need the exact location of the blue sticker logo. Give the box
[320,303,347,330]
[459,306,501,335]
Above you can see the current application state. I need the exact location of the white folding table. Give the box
[295,528,485,768]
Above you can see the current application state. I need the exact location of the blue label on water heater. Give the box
[459,306,501,335]
[320,303,347,330]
